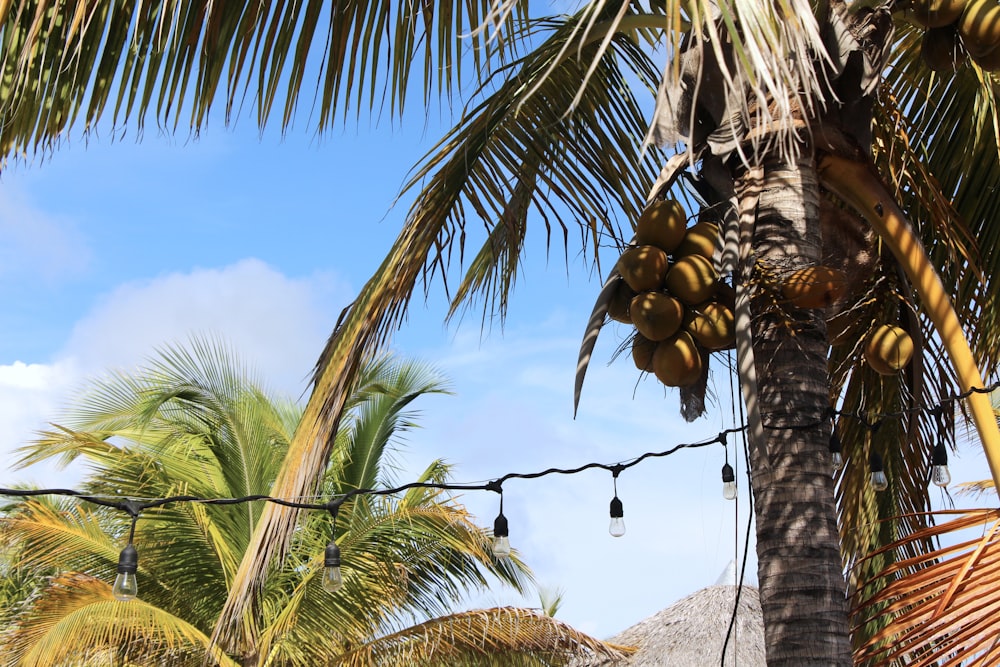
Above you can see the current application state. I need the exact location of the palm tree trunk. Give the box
[742,148,853,665]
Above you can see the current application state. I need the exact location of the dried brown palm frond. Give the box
[852,508,1000,666]
[336,607,634,667]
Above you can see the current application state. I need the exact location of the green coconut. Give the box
[910,0,968,27]
[959,0,1000,57]
[685,302,736,350]
[607,279,635,324]
[864,325,915,375]
[922,24,968,71]
[652,332,703,387]
[666,255,718,305]
[635,199,687,252]
[630,292,685,341]
[675,220,720,259]
[781,266,848,309]
[632,333,657,372]
[617,245,669,293]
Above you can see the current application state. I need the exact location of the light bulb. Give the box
[829,431,844,472]
[869,452,888,492]
[932,442,951,487]
[493,511,511,558]
[609,496,625,537]
[722,462,737,500]
[493,535,512,558]
[323,542,344,594]
[113,544,138,601]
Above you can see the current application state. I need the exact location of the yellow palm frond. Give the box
[5,571,239,666]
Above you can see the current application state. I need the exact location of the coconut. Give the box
[607,279,635,323]
[635,199,687,252]
[910,0,968,27]
[652,332,703,387]
[864,325,915,375]
[959,0,1000,56]
[666,254,718,305]
[632,333,657,371]
[630,292,685,341]
[781,266,848,309]
[675,220,720,259]
[971,42,1000,68]
[922,24,968,71]
[685,302,736,350]
[617,245,669,292]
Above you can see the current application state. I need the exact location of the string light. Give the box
[322,501,344,593]
[608,465,625,538]
[931,442,951,487]
[113,501,142,601]
[869,451,888,492]
[0,383,996,590]
[721,436,736,500]
[829,420,844,473]
[929,406,951,488]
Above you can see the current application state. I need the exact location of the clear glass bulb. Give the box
[723,480,738,500]
[932,463,951,487]
[322,564,344,593]
[609,516,626,537]
[870,470,888,491]
[113,543,138,601]
[831,450,844,472]
[112,572,138,601]
[493,535,511,558]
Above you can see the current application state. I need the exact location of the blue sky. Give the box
[1,84,992,643]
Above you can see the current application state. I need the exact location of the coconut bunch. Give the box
[908,0,1000,71]
[781,264,917,376]
[609,199,736,388]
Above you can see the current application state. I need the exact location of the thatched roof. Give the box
[572,583,765,666]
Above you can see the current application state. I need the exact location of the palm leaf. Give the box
[0,0,529,162]
[852,509,1000,666]
[4,571,239,667]
[212,3,666,651]
[335,607,634,667]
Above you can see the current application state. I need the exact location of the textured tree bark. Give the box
[740,149,853,665]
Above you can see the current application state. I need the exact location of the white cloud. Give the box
[61,258,347,396]
[1,259,349,484]
[0,188,91,282]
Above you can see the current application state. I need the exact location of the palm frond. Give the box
[213,4,665,650]
[336,607,633,667]
[852,509,1000,666]
[0,0,529,162]
[3,571,239,667]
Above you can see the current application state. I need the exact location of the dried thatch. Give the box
[573,583,765,666]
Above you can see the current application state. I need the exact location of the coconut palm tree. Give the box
[3,1,1000,663]
[0,338,625,665]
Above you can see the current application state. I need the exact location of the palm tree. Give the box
[2,1,999,663]
[0,338,625,665]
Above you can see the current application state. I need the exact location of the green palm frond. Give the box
[881,22,1000,368]
[0,0,529,161]
[335,355,452,492]
[336,607,634,667]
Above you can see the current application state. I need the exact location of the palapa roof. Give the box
[572,565,765,666]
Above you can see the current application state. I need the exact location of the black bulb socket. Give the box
[870,451,885,473]
[610,495,624,519]
[933,442,949,466]
[829,431,842,455]
[117,544,138,575]
[721,462,735,484]
[493,512,509,538]
[324,541,341,567]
